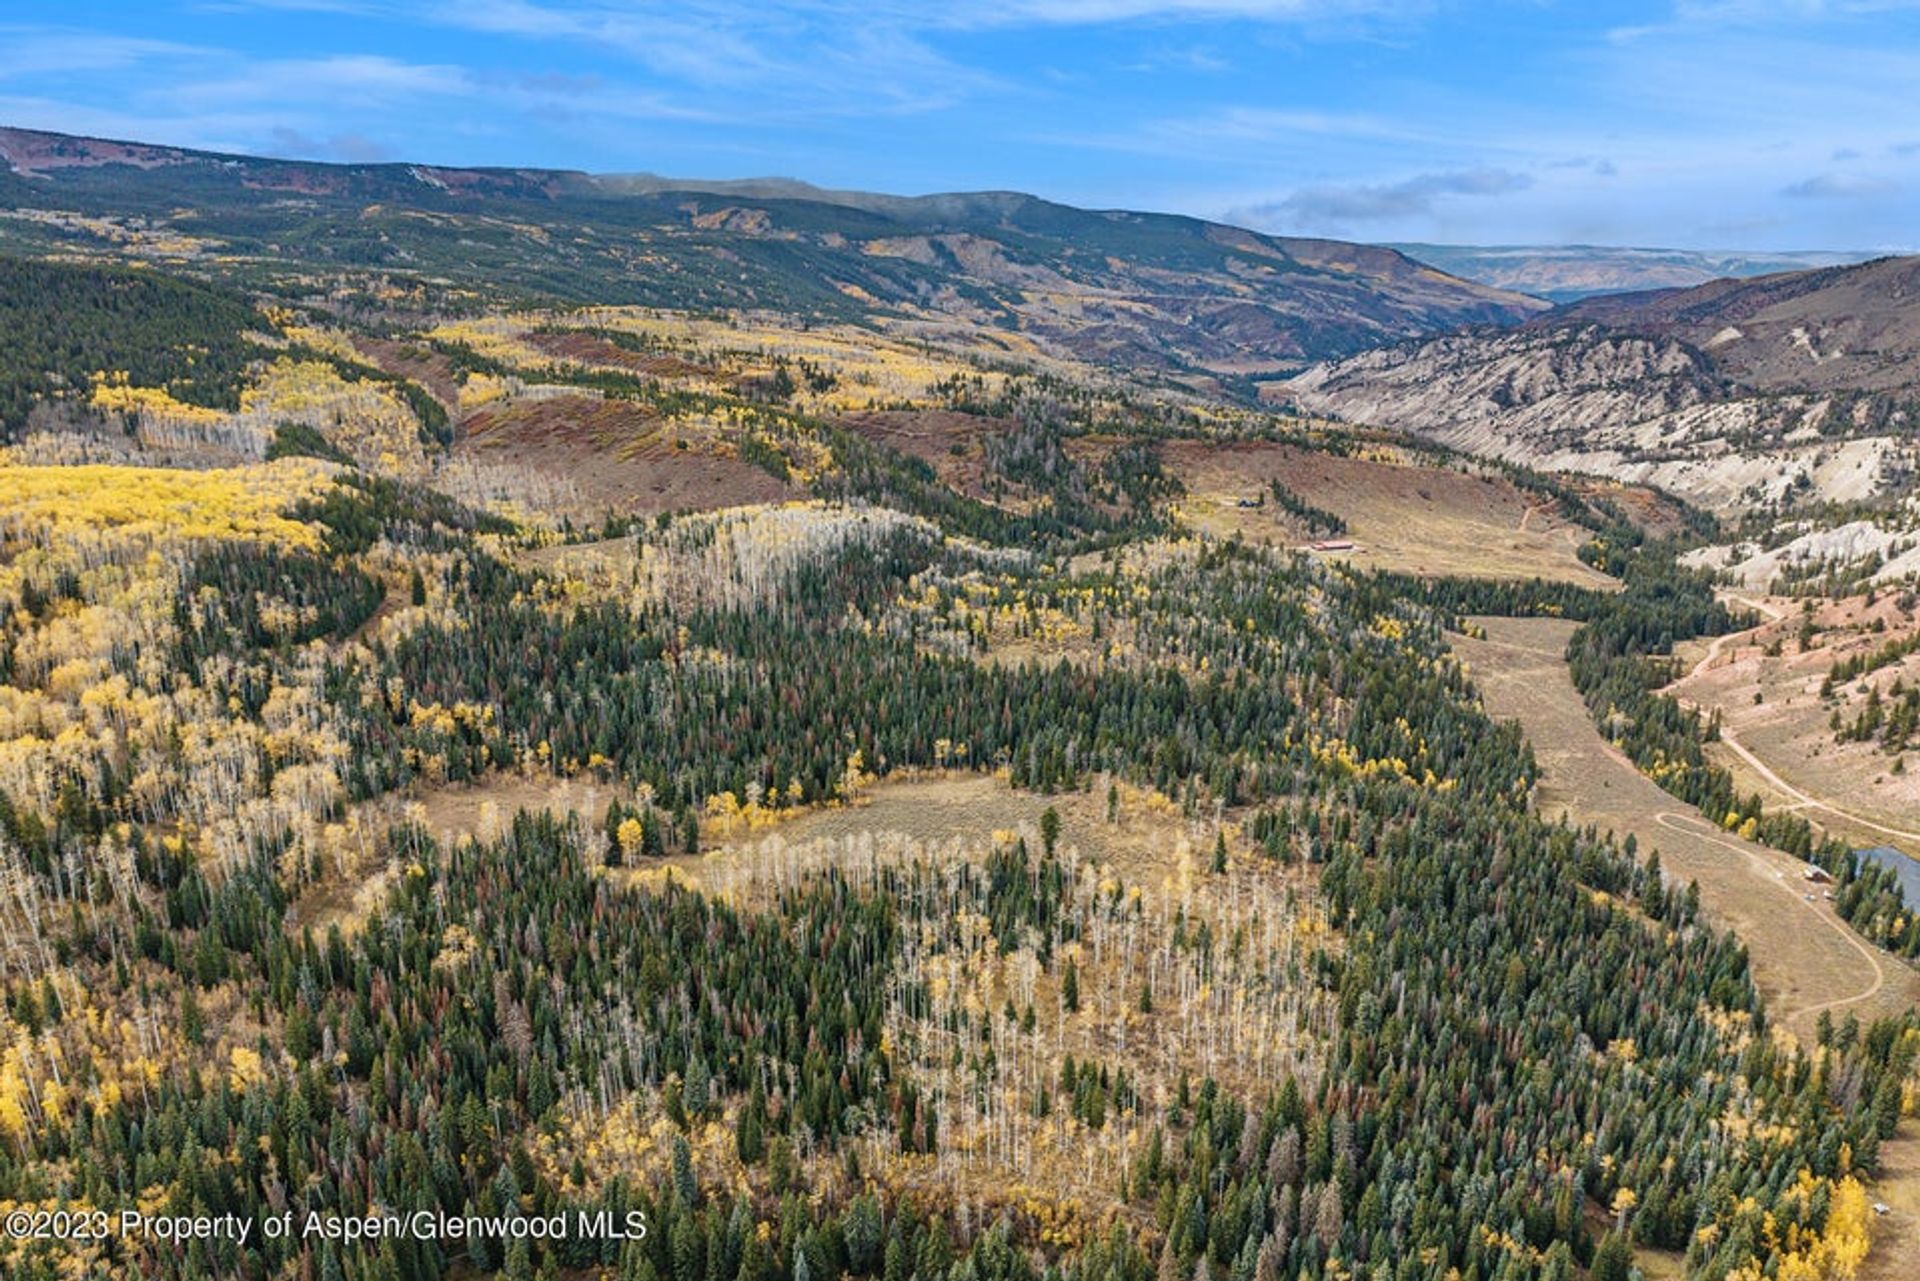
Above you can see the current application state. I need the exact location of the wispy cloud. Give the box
[1116,43,1232,73]
[1782,172,1899,197]
[194,0,380,11]
[0,28,210,78]
[166,54,472,109]
[1244,168,1533,228]
[425,0,1413,37]
[427,1,1004,113]
[934,0,1411,25]
[1158,106,1437,144]
[267,126,394,162]
[1027,105,1453,167]
[1541,155,1617,175]
[0,91,305,154]
[1609,0,1920,43]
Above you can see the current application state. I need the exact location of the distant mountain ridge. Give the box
[0,125,1545,380]
[1282,254,1920,512]
[1391,242,1883,303]
[1547,256,1920,393]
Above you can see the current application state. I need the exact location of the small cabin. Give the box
[1310,539,1356,553]
[1803,865,1834,885]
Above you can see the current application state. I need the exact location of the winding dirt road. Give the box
[1453,615,1920,1038]
[1452,614,1920,1280]
[1679,591,1920,846]
[1683,592,1782,682]
[1716,729,1920,846]
[1651,811,1891,1020]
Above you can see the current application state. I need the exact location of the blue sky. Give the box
[3,1,1918,250]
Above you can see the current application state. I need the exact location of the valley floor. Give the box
[1453,616,1920,1039]
[1451,615,1920,1276]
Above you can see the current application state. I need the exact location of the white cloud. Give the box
[936,0,1407,24]
[1781,172,1899,197]
[424,0,1411,37]
[165,54,473,109]
[266,126,396,162]
[0,92,305,153]
[0,29,210,79]
[1239,168,1533,228]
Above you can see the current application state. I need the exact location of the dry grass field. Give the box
[1160,440,1618,586]
[682,771,1222,891]
[452,394,799,521]
[1861,1118,1920,1281]
[835,409,1007,502]
[1668,591,1920,851]
[1453,616,1920,1041]
[292,771,639,934]
[352,335,465,407]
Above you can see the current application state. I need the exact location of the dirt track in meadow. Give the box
[1452,616,1920,1040]
[1452,615,1920,1277]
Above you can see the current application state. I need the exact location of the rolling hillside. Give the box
[0,125,1544,380]
[1281,255,1920,513]
[3,120,1919,1281]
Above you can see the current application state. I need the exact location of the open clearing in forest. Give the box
[835,409,1010,503]
[1668,590,1920,853]
[626,771,1331,1217]
[1451,616,1920,1276]
[670,771,1279,902]
[398,771,627,844]
[1861,1118,1920,1281]
[315,769,1273,930]
[449,394,798,521]
[1451,616,1920,1040]
[1160,440,1617,586]
[293,772,637,934]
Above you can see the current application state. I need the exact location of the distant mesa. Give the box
[1390,242,1885,303]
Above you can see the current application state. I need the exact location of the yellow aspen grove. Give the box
[0,161,1915,1281]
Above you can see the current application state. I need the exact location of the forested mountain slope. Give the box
[0,256,264,428]
[0,125,1543,380]
[0,444,1911,1281]
[0,144,1916,1281]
